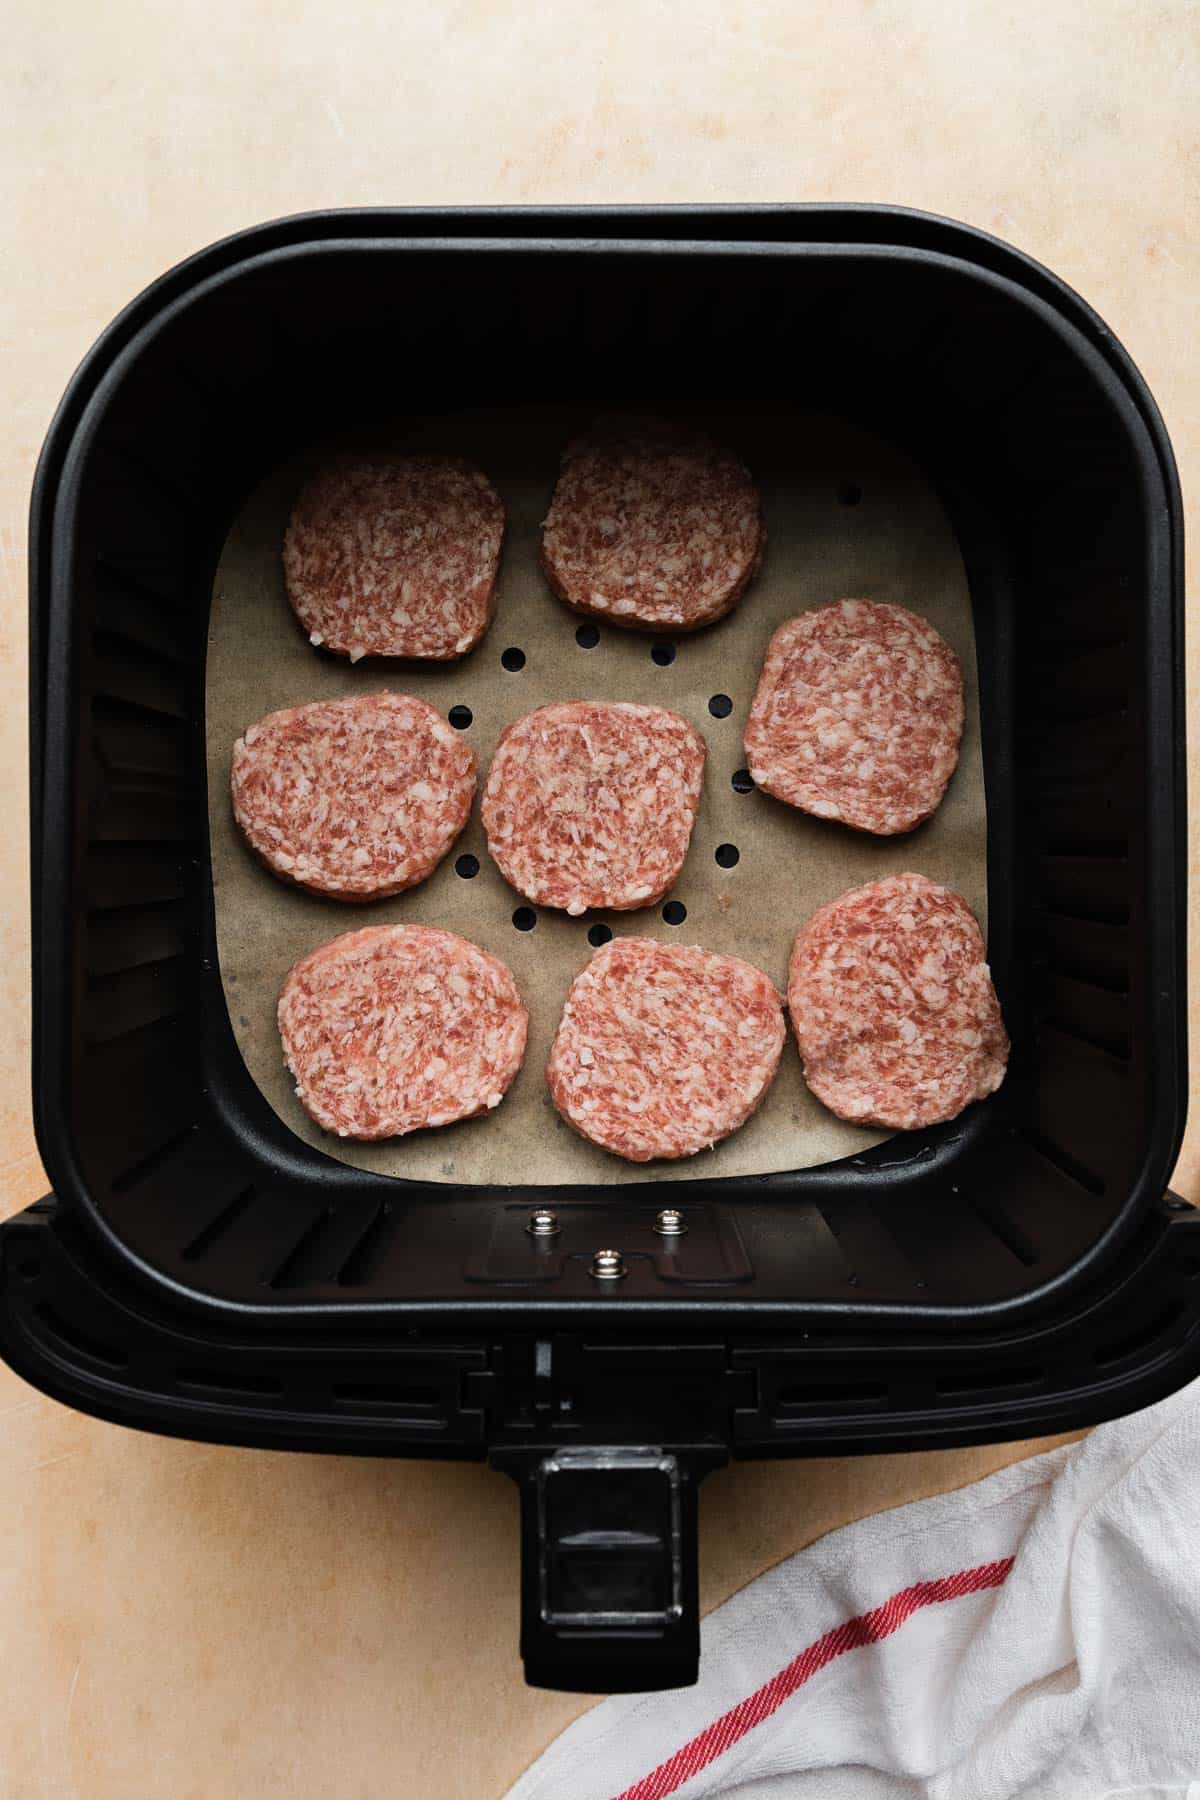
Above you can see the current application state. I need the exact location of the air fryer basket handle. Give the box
[496,1446,716,1693]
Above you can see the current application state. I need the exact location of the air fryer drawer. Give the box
[29,213,1185,1320]
[10,207,1190,1692]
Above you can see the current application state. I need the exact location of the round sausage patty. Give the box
[788,873,1008,1131]
[540,415,764,632]
[481,701,706,915]
[744,600,963,834]
[283,453,504,661]
[279,925,528,1140]
[547,937,785,1161]
[231,692,476,901]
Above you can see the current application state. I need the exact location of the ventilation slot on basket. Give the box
[94,556,190,659]
[93,631,188,722]
[176,1368,284,1399]
[336,1203,394,1288]
[84,1011,189,1064]
[1040,1000,1131,1064]
[1094,1301,1184,1370]
[87,782,189,846]
[110,1121,198,1196]
[95,622,187,676]
[87,901,186,978]
[773,1379,888,1415]
[85,844,186,912]
[1041,895,1132,929]
[181,1186,258,1261]
[969,1200,1039,1268]
[268,1208,338,1290]
[1038,831,1129,860]
[1034,697,1129,729]
[34,1303,128,1370]
[1019,1130,1105,1196]
[1043,950,1129,993]
[1030,637,1129,706]
[815,1200,925,1291]
[112,442,206,525]
[1039,857,1131,929]
[1038,1018,1131,1070]
[936,1364,1044,1400]
[331,1381,442,1411]
[84,960,187,1046]
[93,695,184,783]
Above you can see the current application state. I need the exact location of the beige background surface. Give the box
[1,3,1196,1796]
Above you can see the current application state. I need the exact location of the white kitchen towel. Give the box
[506,1378,1200,1800]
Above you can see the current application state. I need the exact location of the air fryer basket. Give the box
[7,208,1192,1692]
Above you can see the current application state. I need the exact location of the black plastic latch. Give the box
[494,1446,719,1693]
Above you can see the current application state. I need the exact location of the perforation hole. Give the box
[587,923,613,947]
[662,901,687,925]
[731,768,755,794]
[708,694,733,719]
[575,624,600,649]
[512,906,537,932]
[715,843,740,868]
[651,643,676,666]
[448,705,473,730]
[501,646,526,672]
[839,482,863,506]
[455,854,479,879]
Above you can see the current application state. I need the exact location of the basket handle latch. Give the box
[494,1445,721,1693]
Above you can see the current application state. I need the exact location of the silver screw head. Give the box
[526,1208,560,1237]
[654,1208,687,1236]
[589,1247,626,1280]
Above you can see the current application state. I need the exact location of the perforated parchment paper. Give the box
[206,407,987,1186]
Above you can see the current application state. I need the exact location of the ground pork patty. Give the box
[278,925,528,1140]
[540,415,764,632]
[547,937,785,1161]
[481,701,706,914]
[744,599,964,834]
[231,692,476,901]
[283,453,504,661]
[788,873,1008,1131]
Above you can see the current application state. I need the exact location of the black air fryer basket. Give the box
[7,207,1194,1693]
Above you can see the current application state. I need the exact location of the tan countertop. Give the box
[2,3,1196,1795]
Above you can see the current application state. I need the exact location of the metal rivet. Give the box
[653,1208,687,1237]
[526,1208,560,1237]
[590,1248,626,1280]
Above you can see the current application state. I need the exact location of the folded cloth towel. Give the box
[506,1377,1200,1800]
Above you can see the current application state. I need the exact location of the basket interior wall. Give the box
[42,243,1161,1314]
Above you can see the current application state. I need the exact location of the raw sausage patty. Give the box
[788,873,1008,1131]
[481,701,706,915]
[547,937,785,1161]
[540,415,764,632]
[744,599,963,834]
[279,925,528,1140]
[283,453,504,661]
[231,692,475,901]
